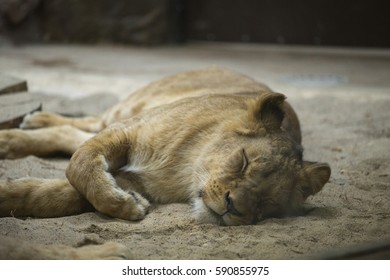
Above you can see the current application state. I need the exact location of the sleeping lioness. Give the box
[0,67,330,258]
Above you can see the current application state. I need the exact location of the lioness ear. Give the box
[299,162,331,199]
[248,92,286,132]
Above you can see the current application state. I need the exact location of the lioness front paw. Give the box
[98,191,151,221]
[20,112,63,129]
[128,191,151,220]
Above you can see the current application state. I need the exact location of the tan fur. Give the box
[0,67,331,258]
[0,236,130,259]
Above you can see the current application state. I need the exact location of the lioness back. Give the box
[102,67,271,126]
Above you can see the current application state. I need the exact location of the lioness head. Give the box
[193,92,331,226]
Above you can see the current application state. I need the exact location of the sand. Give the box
[0,44,389,259]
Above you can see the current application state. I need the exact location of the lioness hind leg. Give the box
[0,178,93,218]
[0,125,94,159]
[0,236,131,259]
[20,111,104,133]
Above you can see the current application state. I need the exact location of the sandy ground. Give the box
[0,43,389,259]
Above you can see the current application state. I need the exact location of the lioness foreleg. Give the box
[66,127,150,220]
[0,125,94,159]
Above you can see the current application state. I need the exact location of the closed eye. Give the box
[241,149,249,176]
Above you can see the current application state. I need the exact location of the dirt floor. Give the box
[0,43,389,259]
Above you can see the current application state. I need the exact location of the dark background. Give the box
[1,0,389,47]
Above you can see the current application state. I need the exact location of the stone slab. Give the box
[0,76,28,95]
[0,75,40,129]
